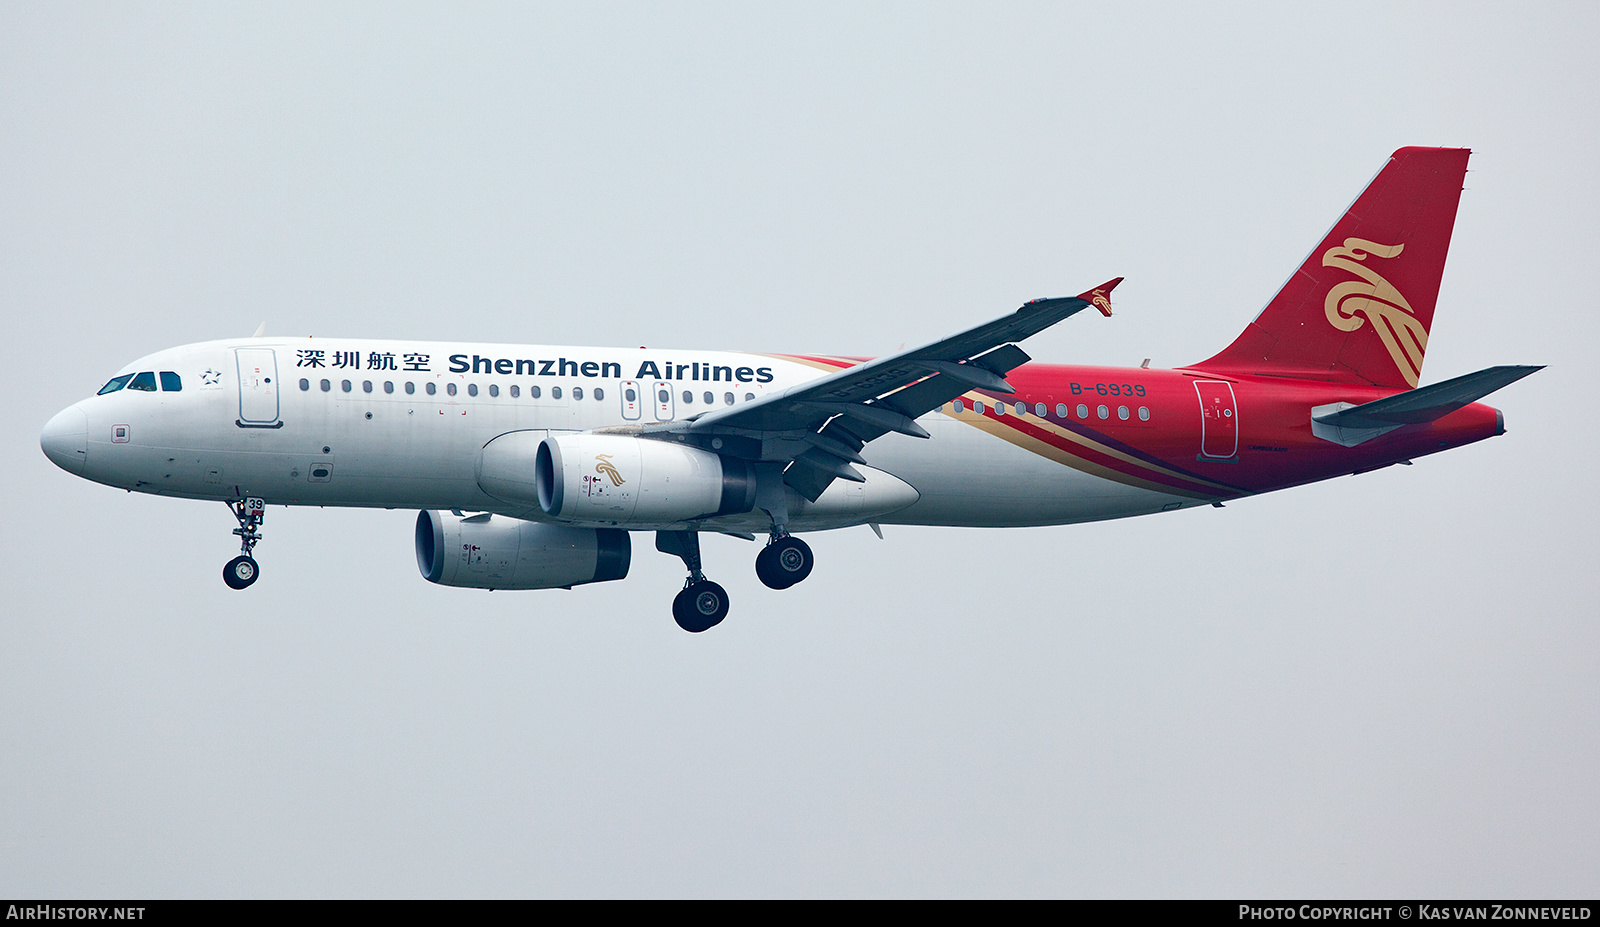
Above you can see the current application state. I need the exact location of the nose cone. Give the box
[41,405,88,474]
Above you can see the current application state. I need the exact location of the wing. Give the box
[637,279,1121,501]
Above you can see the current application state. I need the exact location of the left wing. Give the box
[635,279,1121,500]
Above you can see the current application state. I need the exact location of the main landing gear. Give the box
[673,580,730,634]
[223,497,265,590]
[755,532,813,590]
[657,527,816,633]
[658,530,728,633]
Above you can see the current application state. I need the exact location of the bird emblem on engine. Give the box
[595,454,625,487]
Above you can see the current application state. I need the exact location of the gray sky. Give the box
[3,1,1596,898]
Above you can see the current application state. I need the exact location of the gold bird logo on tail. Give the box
[1322,238,1427,388]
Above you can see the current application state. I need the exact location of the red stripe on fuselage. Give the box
[761,353,1503,494]
[946,398,1241,499]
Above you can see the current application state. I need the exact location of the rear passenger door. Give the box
[1194,380,1237,459]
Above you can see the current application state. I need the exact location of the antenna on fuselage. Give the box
[251,322,267,338]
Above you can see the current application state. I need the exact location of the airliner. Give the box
[40,147,1539,632]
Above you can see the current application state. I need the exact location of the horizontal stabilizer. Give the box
[1312,365,1542,446]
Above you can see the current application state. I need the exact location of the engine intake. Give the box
[415,510,630,590]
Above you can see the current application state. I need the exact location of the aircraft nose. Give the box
[41,405,88,474]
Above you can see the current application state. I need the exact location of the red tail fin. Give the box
[1192,147,1470,388]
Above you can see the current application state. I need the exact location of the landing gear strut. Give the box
[657,530,728,633]
[223,497,265,590]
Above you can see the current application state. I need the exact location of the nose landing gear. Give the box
[223,497,265,590]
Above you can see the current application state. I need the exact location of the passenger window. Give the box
[1056,403,1068,418]
[1138,406,1150,421]
[320,379,331,392]
[97,374,134,395]
[975,401,986,414]
[530,385,541,399]
[425,382,436,395]
[128,372,157,392]
[1035,402,1046,416]
[1014,402,1025,416]
[363,380,373,393]
[1097,405,1109,419]
[626,388,638,402]
[488,384,498,397]
[405,382,415,395]
[446,383,456,396]
[552,386,562,399]
[384,381,394,394]
[953,399,964,413]
[723,392,734,405]
[1118,405,1129,420]
[468,384,479,397]
[159,371,182,391]
[573,387,584,400]
[682,390,693,404]
[743,393,753,402]
[300,378,310,391]
[341,380,352,392]
[995,402,1005,416]
[510,385,520,398]
[1076,404,1089,418]
[703,391,713,404]
[594,387,604,401]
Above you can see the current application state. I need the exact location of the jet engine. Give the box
[479,432,755,526]
[415,510,631,590]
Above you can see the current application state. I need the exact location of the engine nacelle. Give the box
[527,433,756,526]
[415,510,631,590]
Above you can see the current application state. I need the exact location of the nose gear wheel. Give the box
[223,555,259,589]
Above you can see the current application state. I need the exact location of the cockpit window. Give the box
[97,374,135,395]
[159,371,182,391]
[127,372,158,392]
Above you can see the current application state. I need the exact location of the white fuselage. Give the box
[43,337,1203,533]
